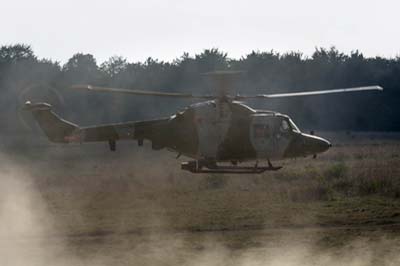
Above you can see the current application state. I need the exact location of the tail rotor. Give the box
[16,84,65,131]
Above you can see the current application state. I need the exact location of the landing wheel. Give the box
[267,159,282,171]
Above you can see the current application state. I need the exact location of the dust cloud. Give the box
[0,155,86,266]
[1,153,400,266]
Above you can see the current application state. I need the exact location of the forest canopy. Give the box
[0,44,399,134]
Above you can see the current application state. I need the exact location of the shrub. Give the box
[324,162,348,180]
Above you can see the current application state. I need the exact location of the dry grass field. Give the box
[1,131,400,265]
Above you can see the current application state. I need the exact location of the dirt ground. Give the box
[1,132,400,265]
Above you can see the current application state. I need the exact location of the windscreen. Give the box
[288,118,300,132]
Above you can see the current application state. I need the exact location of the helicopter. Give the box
[25,71,383,174]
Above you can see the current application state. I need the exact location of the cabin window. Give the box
[253,124,270,138]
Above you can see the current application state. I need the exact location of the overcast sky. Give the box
[1,0,399,64]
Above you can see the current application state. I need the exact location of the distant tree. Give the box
[195,48,229,72]
[0,44,37,87]
[100,56,128,78]
[62,53,102,85]
[233,50,280,92]
[0,44,36,63]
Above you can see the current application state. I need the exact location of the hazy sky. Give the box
[1,0,399,63]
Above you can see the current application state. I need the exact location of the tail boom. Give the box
[25,101,167,148]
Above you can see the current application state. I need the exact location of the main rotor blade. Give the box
[236,85,383,99]
[71,85,214,99]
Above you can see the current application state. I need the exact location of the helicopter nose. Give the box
[305,134,331,154]
[284,133,331,158]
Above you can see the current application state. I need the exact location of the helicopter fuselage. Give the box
[140,100,331,162]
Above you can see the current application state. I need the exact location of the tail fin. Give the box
[24,101,78,143]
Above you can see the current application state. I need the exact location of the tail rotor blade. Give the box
[17,84,65,131]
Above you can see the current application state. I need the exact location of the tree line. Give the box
[0,44,399,134]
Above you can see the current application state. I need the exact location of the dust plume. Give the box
[0,156,81,266]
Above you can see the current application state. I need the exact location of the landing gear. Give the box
[267,159,282,171]
[108,139,116,151]
[181,160,282,174]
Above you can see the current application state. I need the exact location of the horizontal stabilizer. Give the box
[24,101,52,111]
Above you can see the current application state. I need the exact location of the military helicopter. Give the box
[25,71,383,173]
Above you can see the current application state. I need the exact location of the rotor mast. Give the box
[201,70,244,100]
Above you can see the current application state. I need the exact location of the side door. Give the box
[249,114,278,159]
[194,101,232,159]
